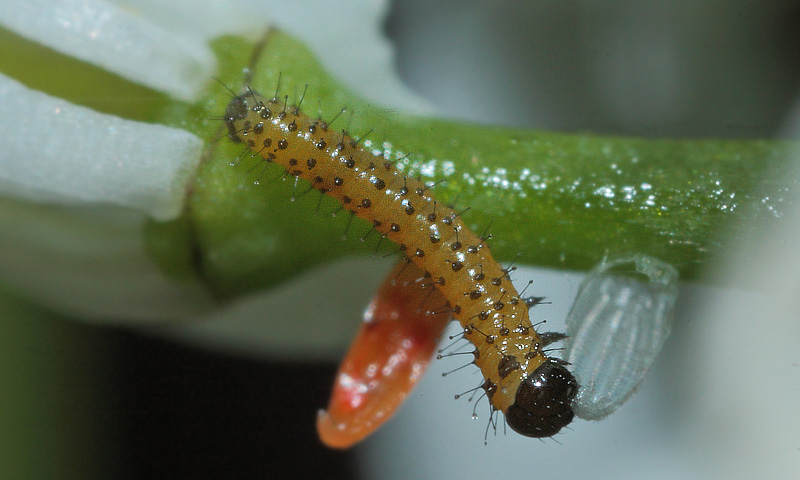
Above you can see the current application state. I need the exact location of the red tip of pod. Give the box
[317,262,451,448]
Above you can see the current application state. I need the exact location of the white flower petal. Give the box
[0,0,215,100]
[0,73,202,220]
[108,0,267,43]
[159,257,394,361]
[0,199,215,321]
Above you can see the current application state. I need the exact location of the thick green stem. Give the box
[148,32,797,297]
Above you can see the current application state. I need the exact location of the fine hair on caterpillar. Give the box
[221,74,578,438]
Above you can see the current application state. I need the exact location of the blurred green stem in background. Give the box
[0,293,111,479]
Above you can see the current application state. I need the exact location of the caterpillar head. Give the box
[224,94,252,141]
[505,361,577,438]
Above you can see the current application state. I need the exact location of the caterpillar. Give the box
[223,84,578,442]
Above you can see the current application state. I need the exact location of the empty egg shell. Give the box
[565,254,678,420]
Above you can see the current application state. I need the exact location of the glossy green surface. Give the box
[148,31,796,297]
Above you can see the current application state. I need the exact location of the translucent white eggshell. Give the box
[565,254,678,420]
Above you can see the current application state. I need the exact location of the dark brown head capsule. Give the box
[505,362,577,438]
[224,95,250,141]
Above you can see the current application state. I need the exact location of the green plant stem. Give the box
[148,31,797,298]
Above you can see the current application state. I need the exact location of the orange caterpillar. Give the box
[224,87,577,446]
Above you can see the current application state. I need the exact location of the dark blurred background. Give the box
[386,0,800,138]
[0,301,357,479]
